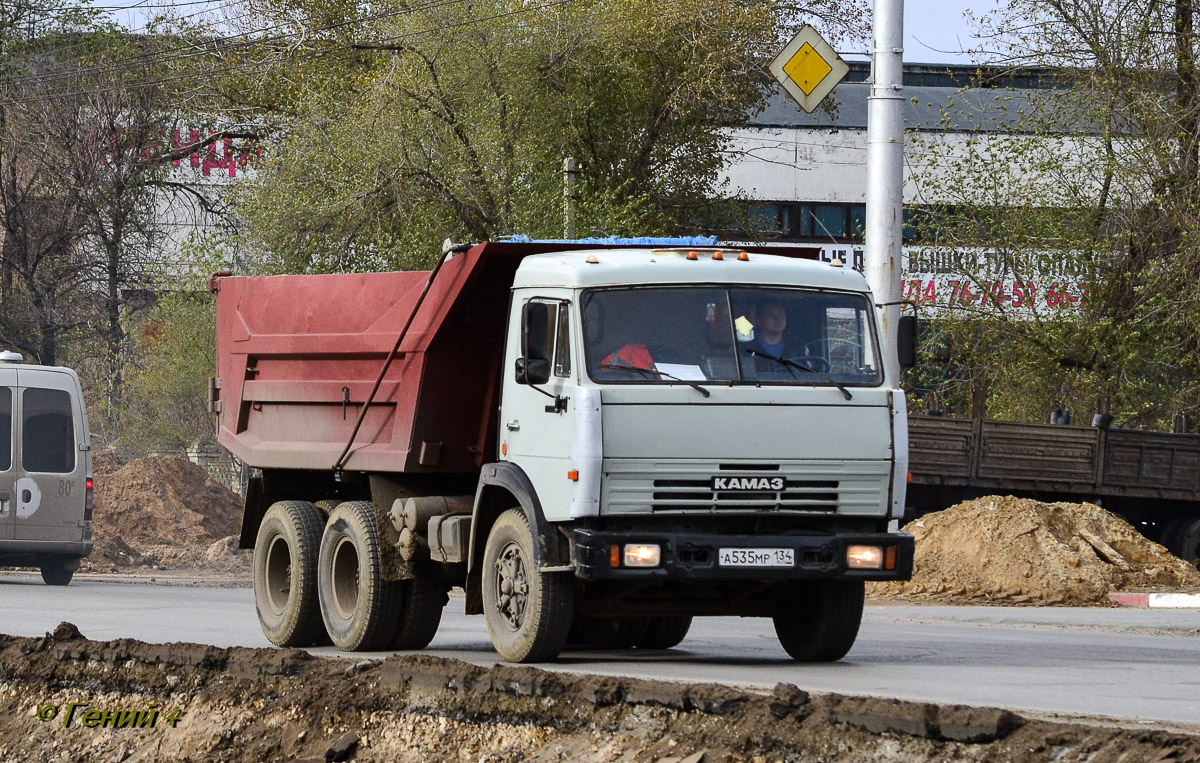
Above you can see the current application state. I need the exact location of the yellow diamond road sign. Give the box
[769,25,849,113]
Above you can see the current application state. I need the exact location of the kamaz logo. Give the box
[711,477,785,491]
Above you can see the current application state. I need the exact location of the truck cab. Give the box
[0,352,94,585]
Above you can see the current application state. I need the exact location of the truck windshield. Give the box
[582,287,882,386]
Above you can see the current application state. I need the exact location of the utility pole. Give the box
[563,157,578,239]
[865,0,905,383]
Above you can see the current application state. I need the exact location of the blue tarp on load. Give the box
[503,234,719,246]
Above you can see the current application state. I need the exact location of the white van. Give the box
[0,352,93,585]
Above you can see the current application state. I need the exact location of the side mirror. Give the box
[518,302,553,385]
[897,314,917,369]
[515,357,551,385]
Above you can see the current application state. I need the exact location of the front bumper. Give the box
[571,528,914,582]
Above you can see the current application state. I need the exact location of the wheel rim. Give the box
[330,536,360,620]
[264,533,292,615]
[493,540,530,631]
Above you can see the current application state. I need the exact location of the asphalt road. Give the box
[2,573,1199,728]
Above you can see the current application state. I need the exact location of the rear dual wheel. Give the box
[253,501,327,647]
[318,501,402,651]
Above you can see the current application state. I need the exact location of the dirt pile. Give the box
[2,627,1198,763]
[83,456,249,576]
[871,497,1200,605]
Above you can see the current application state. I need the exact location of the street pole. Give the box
[865,0,904,383]
[563,157,578,239]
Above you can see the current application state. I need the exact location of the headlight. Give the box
[623,544,661,568]
[846,545,883,570]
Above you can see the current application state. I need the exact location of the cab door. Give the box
[0,366,15,541]
[500,295,577,523]
[14,370,84,543]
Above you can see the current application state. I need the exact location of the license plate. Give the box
[718,548,795,567]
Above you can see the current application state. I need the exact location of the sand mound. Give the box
[82,456,246,575]
[92,456,242,547]
[871,496,1200,605]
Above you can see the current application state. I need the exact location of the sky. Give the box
[104,0,993,65]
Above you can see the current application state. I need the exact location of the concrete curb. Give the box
[1108,592,1200,609]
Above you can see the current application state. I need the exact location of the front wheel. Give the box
[773,580,864,662]
[482,509,572,662]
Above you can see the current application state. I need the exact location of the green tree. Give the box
[230,0,867,272]
[907,2,1200,430]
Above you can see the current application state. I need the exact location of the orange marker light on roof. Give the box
[686,251,699,260]
[737,252,750,261]
[712,251,724,260]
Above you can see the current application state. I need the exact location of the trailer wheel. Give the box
[40,558,74,586]
[318,501,402,651]
[482,509,572,662]
[773,580,864,662]
[1160,518,1189,551]
[637,616,693,649]
[253,501,326,647]
[390,577,449,650]
[1171,518,1200,568]
[570,616,649,649]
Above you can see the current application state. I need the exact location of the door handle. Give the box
[506,420,520,431]
[21,489,31,503]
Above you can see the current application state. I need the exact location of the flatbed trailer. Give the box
[907,414,1200,562]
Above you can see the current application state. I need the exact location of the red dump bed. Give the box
[213,240,820,475]
[214,242,535,474]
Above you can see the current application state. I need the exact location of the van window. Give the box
[22,388,75,473]
[0,388,10,471]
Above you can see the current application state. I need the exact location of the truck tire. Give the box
[482,509,573,662]
[390,577,449,650]
[254,500,326,647]
[313,499,339,518]
[1160,518,1189,552]
[1171,518,1200,567]
[40,558,74,586]
[773,580,864,662]
[318,501,402,651]
[637,616,692,649]
[569,615,649,649]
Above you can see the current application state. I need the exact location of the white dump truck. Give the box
[213,238,915,662]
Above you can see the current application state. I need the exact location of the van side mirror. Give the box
[518,302,553,385]
[897,314,917,369]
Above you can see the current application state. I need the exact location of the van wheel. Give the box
[391,577,449,649]
[40,559,74,586]
[482,509,572,662]
[571,615,649,649]
[637,616,693,649]
[318,501,401,651]
[773,581,864,662]
[253,501,326,647]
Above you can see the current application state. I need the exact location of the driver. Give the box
[743,301,802,372]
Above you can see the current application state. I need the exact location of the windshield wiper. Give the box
[743,348,853,400]
[599,363,711,398]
